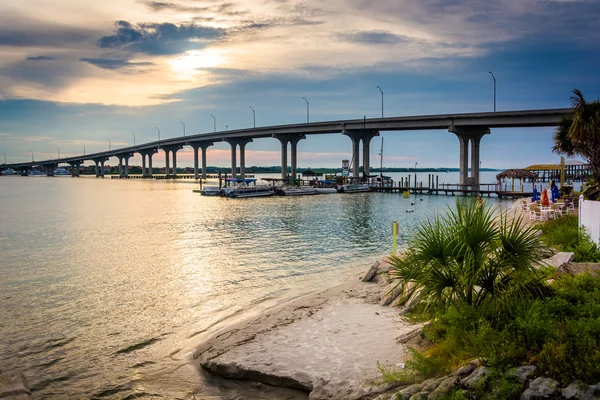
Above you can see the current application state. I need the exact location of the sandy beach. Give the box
[192,262,420,399]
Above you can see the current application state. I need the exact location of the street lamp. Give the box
[488,71,496,112]
[180,120,185,136]
[81,142,86,155]
[106,137,111,151]
[249,106,255,128]
[1,152,6,164]
[376,86,384,118]
[414,162,418,171]
[29,150,34,162]
[210,114,216,132]
[302,97,309,123]
[130,132,136,146]
[56,147,60,159]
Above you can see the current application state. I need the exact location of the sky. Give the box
[1,0,599,169]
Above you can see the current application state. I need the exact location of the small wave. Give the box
[30,372,76,392]
[34,357,63,368]
[17,337,75,358]
[129,360,156,369]
[115,337,162,355]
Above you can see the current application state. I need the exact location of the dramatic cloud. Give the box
[97,21,227,55]
[80,57,153,70]
[0,24,97,48]
[26,56,57,61]
[337,30,407,45]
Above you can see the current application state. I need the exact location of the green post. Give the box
[392,220,398,255]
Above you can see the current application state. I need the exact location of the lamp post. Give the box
[488,71,496,112]
[29,150,34,162]
[180,120,185,136]
[302,97,309,123]
[106,137,111,151]
[56,147,60,159]
[210,114,216,132]
[376,85,383,118]
[82,142,86,155]
[414,162,417,171]
[1,153,6,164]
[249,106,255,128]
[130,132,136,146]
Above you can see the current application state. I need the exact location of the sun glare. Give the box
[168,49,224,77]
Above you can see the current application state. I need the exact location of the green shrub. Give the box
[540,215,600,262]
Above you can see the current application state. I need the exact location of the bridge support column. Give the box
[164,149,170,177]
[225,138,253,179]
[116,153,134,178]
[68,161,82,177]
[449,126,490,192]
[274,134,306,180]
[138,148,158,177]
[92,157,109,178]
[342,129,379,180]
[161,146,183,178]
[190,142,214,179]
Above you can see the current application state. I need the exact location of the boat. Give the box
[314,179,338,194]
[1,168,17,176]
[336,183,371,193]
[221,178,275,198]
[276,186,318,196]
[198,186,221,196]
[28,170,46,176]
[54,167,69,176]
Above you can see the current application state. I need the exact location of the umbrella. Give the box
[552,185,560,201]
[532,187,539,202]
[541,189,550,206]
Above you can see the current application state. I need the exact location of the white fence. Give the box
[579,195,600,245]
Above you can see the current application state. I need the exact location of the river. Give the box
[0,173,513,399]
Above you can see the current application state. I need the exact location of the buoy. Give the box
[420,199,423,201]
[410,202,415,205]
[406,209,414,213]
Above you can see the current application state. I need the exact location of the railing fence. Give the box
[579,195,600,245]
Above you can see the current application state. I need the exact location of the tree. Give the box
[388,200,548,317]
[553,89,600,199]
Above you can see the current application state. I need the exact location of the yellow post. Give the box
[392,220,398,255]
[560,156,565,188]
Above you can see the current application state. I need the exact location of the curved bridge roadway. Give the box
[2,108,572,188]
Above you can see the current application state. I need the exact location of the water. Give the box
[0,175,512,399]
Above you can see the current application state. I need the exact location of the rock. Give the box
[0,373,32,400]
[558,262,600,276]
[451,363,477,378]
[396,325,425,344]
[563,381,600,399]
[363,261,381,282]
[460,366,489,389]
[409,392,429,400]
[396,383,423,399]
[520,377,559,400]
[428,376,459,399]
[505,365,537,383]
[542,252,575,269]
[380,283,403,306]
[421,377,445,393]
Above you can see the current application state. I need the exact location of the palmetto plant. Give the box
[388,200,548,316]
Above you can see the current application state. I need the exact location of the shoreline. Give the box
[191,260,420,399]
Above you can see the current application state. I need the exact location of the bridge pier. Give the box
[274,134,306,180]
[161,145,183,177]
[68,161,82,177]
[189,142,214,179]
[138,149,158,177]
[342,129,379,179]
[116,152,134,178]
[449,126,490,192]
[92,157,109,178]
[225,138,253,178]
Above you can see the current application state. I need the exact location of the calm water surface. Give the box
[0,175,511,399]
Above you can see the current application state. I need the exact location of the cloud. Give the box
[0,21,97,48]
[337,30,407,45]
[142,1,212,13]
[97,20,227,55]
[79,57,154,70]
[26,56,57,61]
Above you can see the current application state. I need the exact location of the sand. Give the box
[192,266,419,399]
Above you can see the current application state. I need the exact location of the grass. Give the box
[539,215,600,262]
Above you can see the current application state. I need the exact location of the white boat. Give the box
[28,170,46,176]
[1,168,17,176]
[313,179,338,194]
[315,187,337,194]
[54,167,69,175]
[276,187,318,196]
[199,186,221,196]
[336,184,371,193]
[221,178,275,198]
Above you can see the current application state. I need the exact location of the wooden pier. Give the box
[370,183,532,199]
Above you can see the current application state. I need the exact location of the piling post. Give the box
[392,220,398,255]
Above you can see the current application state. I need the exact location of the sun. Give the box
[168,49,224,77]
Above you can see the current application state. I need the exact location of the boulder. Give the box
[409,392,429,400]
[428,376,459,399]
[461,366,489,389]
[562,381,600,399]
[380,283,403,306]
[0,373,32,400]
[451,363,477,378]
[394,383,423,400]
[558,262,600,276]
[520,377,559,400]
[421,377,445,393]
[362,261,380,282]
[542,252,575,269]
[505,365,537,383]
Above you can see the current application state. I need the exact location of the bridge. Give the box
[1,108,572,190]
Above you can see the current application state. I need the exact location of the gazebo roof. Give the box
[496,169,539,181]
[301,169,322,176]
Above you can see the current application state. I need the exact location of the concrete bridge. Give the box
[1,108,572,190]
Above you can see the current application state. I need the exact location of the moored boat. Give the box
[1,168,17,176]
[221,178,275,198]
[276,186,318,196]
[54,167,69,175]
[199,186,221,196]
[336,183,371,193]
